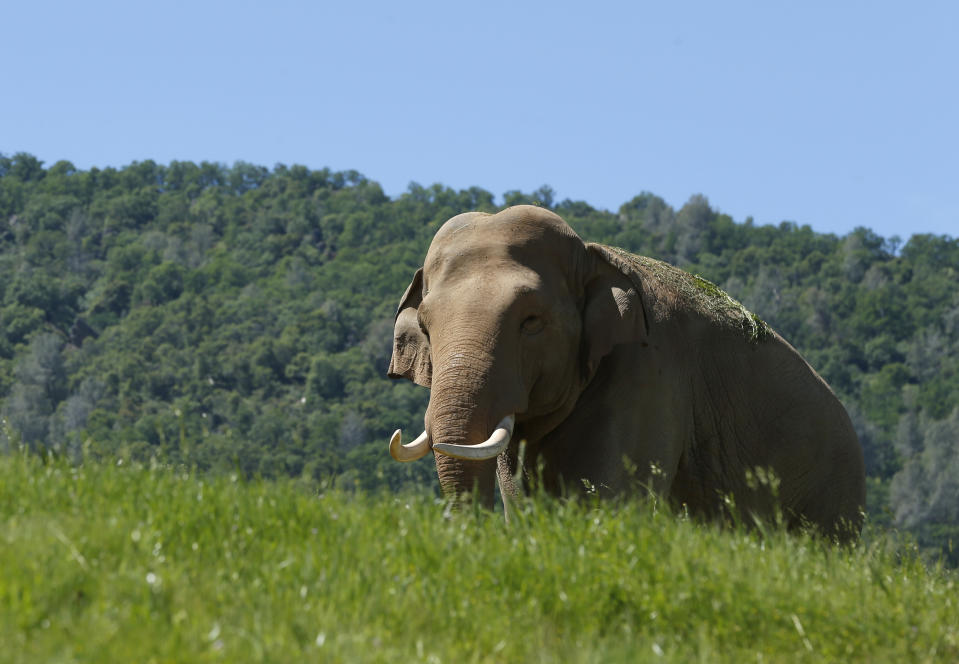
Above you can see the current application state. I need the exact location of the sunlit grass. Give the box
[1,451,956,663]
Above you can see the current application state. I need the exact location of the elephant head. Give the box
[387,206,648,504]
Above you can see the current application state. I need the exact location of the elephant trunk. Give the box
[424,339,524,507]
[434,453,498,508]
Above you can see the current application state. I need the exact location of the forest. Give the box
[1,153,957,562]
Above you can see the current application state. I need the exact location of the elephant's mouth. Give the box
[388,414,515,462]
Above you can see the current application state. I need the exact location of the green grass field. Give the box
[1,452,956,663]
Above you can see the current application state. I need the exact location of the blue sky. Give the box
[4,1,957,240]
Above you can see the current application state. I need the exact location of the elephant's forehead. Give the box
[426,226,523,275]
[434,211,488,239]
[424,232,566,284]
[421,250,579,313]
[424,242,532,288]
[433,206,578,247]
[424,206,584,294]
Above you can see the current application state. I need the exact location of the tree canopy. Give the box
[1,152,957,561]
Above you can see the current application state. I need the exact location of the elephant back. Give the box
[594,244,772,346]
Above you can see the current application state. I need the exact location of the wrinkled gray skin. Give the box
[389,206,865,541]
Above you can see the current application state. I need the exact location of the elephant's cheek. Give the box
[434,453,497,508]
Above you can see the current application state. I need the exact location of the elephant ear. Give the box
[387,268,432,387]
[581,244,650,382]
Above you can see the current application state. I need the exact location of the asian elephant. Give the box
[387,205,865,541]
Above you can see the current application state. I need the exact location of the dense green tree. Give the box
[1,153,957,561]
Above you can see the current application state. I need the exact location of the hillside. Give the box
[1,452,956,662]
[1,153,958,561]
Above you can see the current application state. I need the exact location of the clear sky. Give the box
[4,1,957,240]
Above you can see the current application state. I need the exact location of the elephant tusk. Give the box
[432,415,515,461]
[389,429,432,462]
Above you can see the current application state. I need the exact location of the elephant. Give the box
[387,205,866,541]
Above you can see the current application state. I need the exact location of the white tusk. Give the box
[389,429,431,462]
[432,415,515,461]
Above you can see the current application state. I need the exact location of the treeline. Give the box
[1,153,957,561]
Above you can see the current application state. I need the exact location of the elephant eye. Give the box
[521,315,545,335]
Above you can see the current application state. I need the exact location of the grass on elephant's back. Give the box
[0,451,955,663]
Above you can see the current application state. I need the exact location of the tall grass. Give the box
[1,451,956,663]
